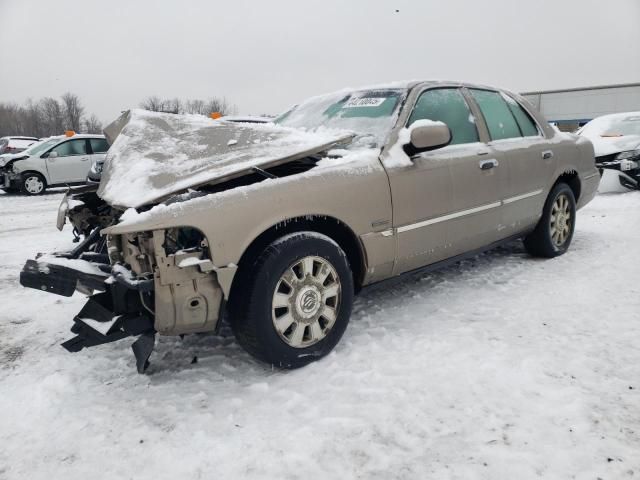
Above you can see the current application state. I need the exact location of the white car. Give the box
[0,134,109,195]
[0,136,39,155]
[578,112,640,192]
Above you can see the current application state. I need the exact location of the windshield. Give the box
[579,113,640,139]
[23,138,60,156]
[275,88,406,146]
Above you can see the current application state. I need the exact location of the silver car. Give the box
[21,81,600,372]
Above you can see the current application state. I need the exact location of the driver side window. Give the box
[50,139,87,157]
[408,88,479,145]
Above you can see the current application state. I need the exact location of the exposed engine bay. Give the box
[19,152,337,372]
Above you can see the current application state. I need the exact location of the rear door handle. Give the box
[542,150,554,160]
[479,159,499,170]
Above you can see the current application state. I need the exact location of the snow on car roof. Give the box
[0,136,39,140]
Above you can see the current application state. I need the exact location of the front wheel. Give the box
[524,182,576,258]
[229,232,354,368]
[20,172,47,195]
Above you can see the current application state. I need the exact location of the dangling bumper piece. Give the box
[20,256,157,373]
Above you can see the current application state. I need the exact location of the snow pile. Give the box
[1,191,640,479]
[579,111,640,140]
[36,254,108,277]
[97,109,353,209]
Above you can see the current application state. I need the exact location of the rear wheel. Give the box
[229,232,354,368]
[524,182,576,258]
[20,172,46,195]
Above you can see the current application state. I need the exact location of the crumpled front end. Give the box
[20,190,226,373]
[596,152,640,192]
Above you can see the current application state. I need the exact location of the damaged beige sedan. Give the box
[20,81,600,372]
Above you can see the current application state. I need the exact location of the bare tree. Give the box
[23,100,45,138]
[61,92,84,131]
[0,92,98,137]
[83,114,103,134]
[139,95,165,112]
[204,97,235,116]
[41,97,65,135]
[184,98,206,115]
[139,95,236,116]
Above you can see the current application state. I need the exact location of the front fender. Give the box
[103,152,393,270]
[12,157,49,180]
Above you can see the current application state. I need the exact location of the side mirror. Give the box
[47,151,58,159]
[404,122,452,157]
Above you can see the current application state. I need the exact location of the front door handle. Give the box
[479,159,499,170]
[542,150,554,160]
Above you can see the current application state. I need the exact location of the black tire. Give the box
[524,182,576,258]
[229,232,354,368]
[1,186,18,194]
[20,172,47,195]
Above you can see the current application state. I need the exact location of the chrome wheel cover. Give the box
[550,193,572,247]
[271,255,341,348]
[24,176,44,194]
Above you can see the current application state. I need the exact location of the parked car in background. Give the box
[577,112,640,192]
[1,133,109,195]
[21,81,599,373]
[0,136,38,155]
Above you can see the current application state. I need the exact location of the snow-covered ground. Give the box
[0,190,639,480]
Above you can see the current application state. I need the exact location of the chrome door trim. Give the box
[397,201,502,233]
[395,189,543,234]
[502,189,543,204]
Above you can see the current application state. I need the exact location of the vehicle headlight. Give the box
[90,161,103,176]
[56,195,69,231]
[616,149,640,161]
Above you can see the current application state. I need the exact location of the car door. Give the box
[45,139,91,184]
[467,89,556,235]
[88,137,109,164]
[382,87,507,275]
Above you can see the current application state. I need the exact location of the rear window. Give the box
[89,138,109,154]
[470,89,521,141]
[502,94,540,137]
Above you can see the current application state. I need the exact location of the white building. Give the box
[522,83,640,131]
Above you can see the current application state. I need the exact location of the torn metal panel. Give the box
[98,109,353,208]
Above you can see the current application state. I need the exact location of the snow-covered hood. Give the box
[98,109,354,208]
[582,134,640,158]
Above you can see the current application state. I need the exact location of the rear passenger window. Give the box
[90,138,109,153]
[502,94,540,137]
[470,89,521,141]
[50,139,87,156]
[408,88,479,145]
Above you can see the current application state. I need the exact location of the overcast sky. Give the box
[1,0,639,123]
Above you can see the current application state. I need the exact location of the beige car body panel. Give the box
[101,81,599,336]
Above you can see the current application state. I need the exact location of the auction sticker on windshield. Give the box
[343,97,387,108]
